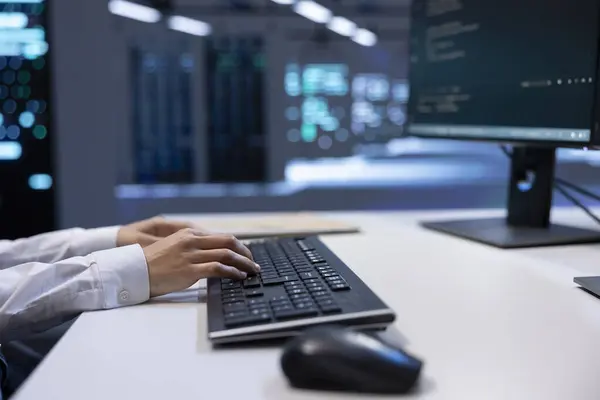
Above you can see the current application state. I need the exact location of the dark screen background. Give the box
[408,0,600,131]
[0,0,55,239]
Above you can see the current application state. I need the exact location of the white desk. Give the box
[13,209,600,400]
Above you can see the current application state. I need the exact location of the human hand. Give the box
[142,229,260,297]
[117,216,204,248]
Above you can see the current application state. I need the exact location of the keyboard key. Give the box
[245,290,263,297]
[297,240,314,251]
[221,282,241,290]
[273,263,289,268]
[285,289,305,295]
[271,300,292,308]
[320,304,342,314]
[270,296,288,302]
[311,291,329,298]
[317,269,335,275]
[224,314,271,328]
[224,311,247,319]
[290,293,311,301]
[222,296,245,304]
[250,307,269,315]
[286,284,306,291]
[272,305,293,313]
[256,262,270,267]
[306,282,325,289]
[322,272,339,278]
[274,308,319,321]
[331,283,351,291]
[277,271,296,277]
[223,302,247,311]
[249,308,270,316]
[222,288,242,296]
[284,281,303,288]
[263,276,297,285]
[288,289,307,295]
[295,301,316,309]
[221,290,244,299]
[262,277,287,286]
[222,291,243,298]
[278,269,295,275]
[248,299,266,306]
[299,272,318,280]
[295,267,314,273]
[243,277,261,289]
[308,286,326,293]
[248,300,267,307]
[317,298,337,307]
[302,277,321,284]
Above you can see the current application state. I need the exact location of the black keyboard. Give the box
[207,236,396,344]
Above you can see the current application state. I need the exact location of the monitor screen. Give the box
[407,0,600,144]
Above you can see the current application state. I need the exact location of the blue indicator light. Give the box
[18,110,34,127]
[0,142,21,160]
[28,173,52,190]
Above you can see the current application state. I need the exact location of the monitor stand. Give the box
[421,146,600,249]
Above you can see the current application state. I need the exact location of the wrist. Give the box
[70,226,121,255]
[89,245,150,307]
[116,226,126,247]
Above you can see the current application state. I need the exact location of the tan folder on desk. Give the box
[184,213,361,240]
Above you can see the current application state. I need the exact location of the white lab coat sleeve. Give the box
[0,227,121,270]
[0,244,149,343]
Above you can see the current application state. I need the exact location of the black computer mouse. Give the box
[280,326,423,394]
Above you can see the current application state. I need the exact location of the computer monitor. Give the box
[407,0,600,248]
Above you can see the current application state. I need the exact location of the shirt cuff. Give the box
[88,245,150,308]
[69,226,120,257]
